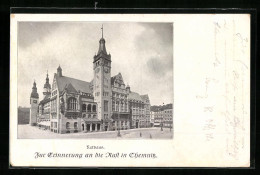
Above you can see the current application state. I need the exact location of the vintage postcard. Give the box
[10,14,250,167]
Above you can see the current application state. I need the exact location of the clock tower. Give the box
[93,25,112,131]
[30,81,39,126]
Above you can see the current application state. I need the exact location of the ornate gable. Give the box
[114,73,125,86]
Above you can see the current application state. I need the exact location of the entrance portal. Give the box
[136,121,139,128]
[87,124,90,131]
[105,126,108,131]
[97,124,100,131]
[82,124,84,131]
[92,124,96,131]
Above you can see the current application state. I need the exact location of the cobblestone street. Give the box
[18,124,173,139]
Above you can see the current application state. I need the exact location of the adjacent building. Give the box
[150,104,173,128]
[29,28,151,134]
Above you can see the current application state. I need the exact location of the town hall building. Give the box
[29,27,151,134]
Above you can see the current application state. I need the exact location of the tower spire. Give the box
[31,80,39,98]
[44,70,51,95]
[101,24,103,38]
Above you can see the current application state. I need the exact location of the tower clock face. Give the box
[104,67,110,73]
[95,68,100,73]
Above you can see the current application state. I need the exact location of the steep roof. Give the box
[56,75,91,94]
[111,73,125,85]
[128,91,143,102]
[39,94,50,105]
[140,94,149,101]
[65,83,78,93]
[30,81,39,98]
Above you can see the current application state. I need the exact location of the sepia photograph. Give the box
[10,14,250,167]
[17,22,174,139]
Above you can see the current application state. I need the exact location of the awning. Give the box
[38,121,51,126]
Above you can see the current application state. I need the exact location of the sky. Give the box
[18,22,173,107]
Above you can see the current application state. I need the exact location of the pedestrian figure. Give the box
[150,134,152,139]
[117,130,121,137]
[140,132,142,137]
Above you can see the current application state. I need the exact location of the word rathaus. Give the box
[29,26,151,134]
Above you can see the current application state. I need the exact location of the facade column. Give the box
[90,123,92,132]
[95,123,98,131]
[115,121,117,130]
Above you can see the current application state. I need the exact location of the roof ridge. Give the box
[63,75,90,84]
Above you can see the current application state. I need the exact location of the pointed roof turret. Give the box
[94,24,111,62]
[30,80,39,98]
[97,24,107,55]
[44,70,51,89]
[57,65,62,77]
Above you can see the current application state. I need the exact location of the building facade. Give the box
[163,108,173,128]
[151,104,173,128]
[150,111,155,127]
[29,28,151,134]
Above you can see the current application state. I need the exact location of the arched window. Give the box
[74,122,78,129]
[92,105,96,112]
[66,122,70,129]
[68,97,77,110]
[93,115,96,118]
[87,104,91,112]
[83,114,86,118]
[82,104,86,112]
[88,114,91,118]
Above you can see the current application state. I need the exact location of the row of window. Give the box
[51,99,57,112]
[130,103,145,108]
[164,110,173,113]
[81,92,92,97]
[112,102,128,112]
[112,121,129,126]
[68,97,78,110]
[103,92,109,96]
[66,122,78,129]
[83,114,96,119]
[104,114,109,119]
[112,93,127,99]
[51,122,58,128]
[82,104,96,112]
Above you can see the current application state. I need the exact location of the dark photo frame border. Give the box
[0,0,258,174]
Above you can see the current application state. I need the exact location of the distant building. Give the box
[141,95,151,128]
[163,108,173,128]
[150,104,173,128]
[150,111,155,127]
[29,27,151,134]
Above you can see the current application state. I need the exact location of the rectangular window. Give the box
[104,100,108,112]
